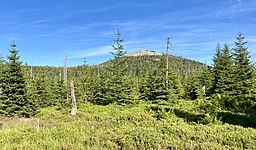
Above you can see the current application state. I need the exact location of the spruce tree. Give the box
[167,68,184,101]
[146,68,169,102]
[212,43,222,94]
[92,29,132,105]
[107,29,133,104]
[34,69,54,108]
[0,42,30,116]
[212,44,234,95]
[232,33,255,111]
[92,69,114,105]
[184,73,200,100]
[232,33,254,97]
[109,29,126,59]
[140,56,169,103]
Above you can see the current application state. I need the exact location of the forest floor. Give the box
[0,100,256,149]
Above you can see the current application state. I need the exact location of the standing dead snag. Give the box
[63,53,68,83]
[70,80,77,115]
[34,118,40,132]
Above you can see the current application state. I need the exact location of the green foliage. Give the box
[168,68,185,100]
[0,43,32,117]
[90,29,134,105]
[1,103,256,149]
[1,33,256,149]
[184,67,211,100]
[211,33,256,112]
[142,68,169,102]
[232,33,255,100]
[212,44,234,95]
[110,29,126,59]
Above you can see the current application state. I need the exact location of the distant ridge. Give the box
[128,50,162,56]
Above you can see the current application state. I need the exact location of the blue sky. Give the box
[0,0,256,66]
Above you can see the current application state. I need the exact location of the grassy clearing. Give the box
[0,101,256,149]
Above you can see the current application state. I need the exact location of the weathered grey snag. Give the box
[34,118,40,132]
[166,37,172,90]
[30,61,34,80]
[70,80,77,115]
[63,53,68,83]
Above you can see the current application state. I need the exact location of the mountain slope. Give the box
[100,50,206,77]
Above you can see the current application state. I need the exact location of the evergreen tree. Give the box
[50,75,67,106]
[185,73,206,100]
[232,33,255,111]
[146,68,169,102]
[167,68,184,101]
[211,43,222,94]
[139,69,151,101]
[0,43,31,116]
[232,33,255,97]
[76,64,90,104]
[92,70,114,105]
[93,29,133,105]
[140,57,169,102]
[0,53,5,82]
[212,44,234,95]
[109,29,126,59]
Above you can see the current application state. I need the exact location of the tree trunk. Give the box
[63,53,68,83]
[70,80,77,115]
[34,118,40,132]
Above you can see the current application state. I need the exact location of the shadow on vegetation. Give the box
[173,109,205,123]
[173,109,256,128]
[216,111,256,128]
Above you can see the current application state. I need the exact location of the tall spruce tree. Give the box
[113,29,132,104]
[232,33,255,111]
[232,33,254,97]
[212,44,234,95]
[212,43,222,94]
[0,43,31,116]
[100,29,133,105]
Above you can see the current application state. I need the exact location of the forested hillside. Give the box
[1,32,256,149]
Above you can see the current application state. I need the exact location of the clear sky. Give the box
[0,0,255,66]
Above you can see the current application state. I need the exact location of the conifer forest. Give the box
[1,31,256,149]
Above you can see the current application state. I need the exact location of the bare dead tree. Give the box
[63,53,68,83]
[34,118,40,132]
[70,80,77,115]
[166,37,172,90]
[59,69,62,82]
[30,61,34,80]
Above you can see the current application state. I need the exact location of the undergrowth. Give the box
[0,101,256,149]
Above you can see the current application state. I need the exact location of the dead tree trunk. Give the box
[34,118,40,132]
[70,80,77,115]
[63,53,68,83]
[30,61,34,80]
[166,37,172,90]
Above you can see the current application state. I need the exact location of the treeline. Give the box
[0,32,255,117]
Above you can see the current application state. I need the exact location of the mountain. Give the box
[127,50,162,56]
[99,50,206,78]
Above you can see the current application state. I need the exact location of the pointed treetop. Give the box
[10,41,16,48]
[110,29,126,59]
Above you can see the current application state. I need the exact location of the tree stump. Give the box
[70,80,77,115]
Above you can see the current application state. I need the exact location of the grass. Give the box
[0,101,256,149]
